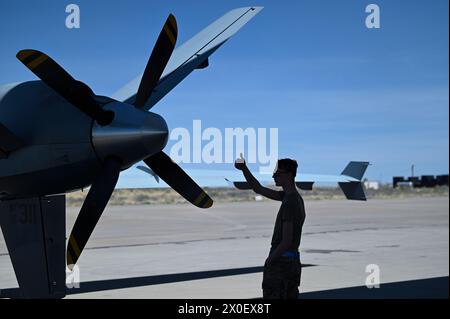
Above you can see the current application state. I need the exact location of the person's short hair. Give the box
[277,158,298,177]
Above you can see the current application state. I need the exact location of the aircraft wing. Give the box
[116,161,370,201]
[112,7,263,110]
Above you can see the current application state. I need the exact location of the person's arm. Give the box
[235,155,283,201]
[266,221,293,265]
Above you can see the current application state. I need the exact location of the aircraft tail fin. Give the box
[338,182,367,201]
[339,161,370,201]
[341,161,370,181]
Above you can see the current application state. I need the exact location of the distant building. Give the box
[364,180,380,190]
[392,174,449,188]
[436,175,449,186]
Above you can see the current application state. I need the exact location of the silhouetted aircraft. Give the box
[0,7,263,298]
[136,161,370,201]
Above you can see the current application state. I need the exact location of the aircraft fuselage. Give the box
[0,81,169,199]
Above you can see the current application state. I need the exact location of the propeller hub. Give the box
[92,102,168,168]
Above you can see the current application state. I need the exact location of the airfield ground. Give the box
[0,194,448,298]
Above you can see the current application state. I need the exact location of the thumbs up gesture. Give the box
[234,153,246,171]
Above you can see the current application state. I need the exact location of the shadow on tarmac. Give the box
[299,276,449,299]
[1,265,315,297]
[1,268,446,299]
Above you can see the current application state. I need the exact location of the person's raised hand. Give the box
[234,153,246,171]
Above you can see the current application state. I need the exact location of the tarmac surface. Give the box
[0,196,448,298]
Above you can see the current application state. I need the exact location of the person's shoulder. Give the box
[283,192,302,203]
[288,192,305,207]
[285,191,301,199]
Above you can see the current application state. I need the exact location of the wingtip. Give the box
[228,6,264,16]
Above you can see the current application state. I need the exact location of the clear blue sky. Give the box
[0,0,448,182]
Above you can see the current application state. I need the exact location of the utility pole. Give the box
[411,164,415,177]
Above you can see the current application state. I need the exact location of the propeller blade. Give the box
[134,14,178,108]
[144,152,213,208]
[16,49,114,126]
[67,158,121,268]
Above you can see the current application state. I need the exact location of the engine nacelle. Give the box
[92,102,168,169]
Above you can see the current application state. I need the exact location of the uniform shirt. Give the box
[270,192,306,252]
